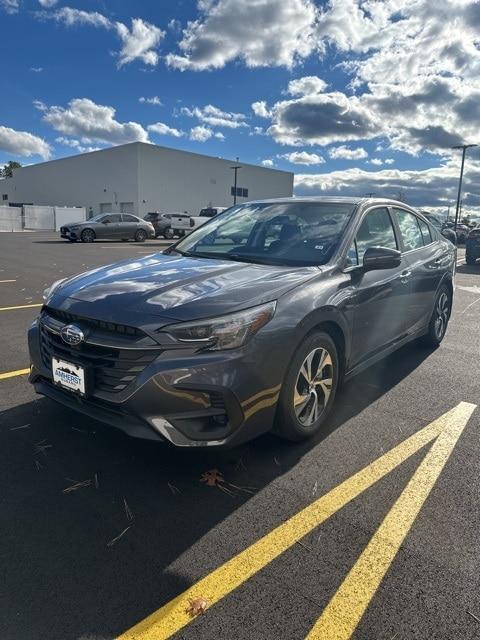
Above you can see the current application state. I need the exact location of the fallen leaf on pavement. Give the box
[186,597,209,617]
[200,469,224,486]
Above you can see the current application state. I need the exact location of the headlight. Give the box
[43,278,67,302]
[166,301,276,351]
[70,225,80,230]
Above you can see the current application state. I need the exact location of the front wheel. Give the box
[163,228,174,240]
[134,229,147,242]
[274,331,339,441]
[80,228,95,243]
[421,284,451,347]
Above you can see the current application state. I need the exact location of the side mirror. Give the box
[363,246,401,271]
[103,219,110,224]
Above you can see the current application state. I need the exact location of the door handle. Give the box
[400,269,411,284]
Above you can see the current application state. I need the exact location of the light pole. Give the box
[452,144,477,232]
[230,157,242,205]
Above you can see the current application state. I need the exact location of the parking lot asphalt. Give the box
[1,232,479,640]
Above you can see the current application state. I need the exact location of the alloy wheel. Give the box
[293,347,333,426]
[82,229,94,243]
[434,291,449,340]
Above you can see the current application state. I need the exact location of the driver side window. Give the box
[347,207,398,266]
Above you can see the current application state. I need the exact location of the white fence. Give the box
[0,206,22,231]
[0,205,86,231]
[54,207,86,230]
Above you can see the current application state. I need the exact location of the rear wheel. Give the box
[80,228,95,243]
[275,331,339,441]
[134,229,147,242]
[163,228,174,240]
[421,284,451,347]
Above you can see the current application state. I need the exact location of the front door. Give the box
[98,214,122,239]
[347,206,411,368]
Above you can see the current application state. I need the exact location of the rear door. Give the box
[392,207,446,334]
[121,214,140,238]
[347,206,411,367]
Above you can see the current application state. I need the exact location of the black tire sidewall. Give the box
[275,331,339,441]
[135,230,147,242]
[426,284,451,345]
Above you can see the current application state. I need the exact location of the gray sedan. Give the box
[60,213,155,243]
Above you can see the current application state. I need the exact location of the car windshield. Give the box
[171,201,356,266]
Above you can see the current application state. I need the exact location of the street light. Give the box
[452,144,477,232]
[230,157,242,205]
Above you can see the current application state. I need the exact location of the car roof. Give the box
[243,196,415,208]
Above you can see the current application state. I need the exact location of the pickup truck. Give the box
[189,206,229,231]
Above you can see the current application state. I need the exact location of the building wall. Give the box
[137,143,293,217]
[1,142,293,218]
[2,144,139,216]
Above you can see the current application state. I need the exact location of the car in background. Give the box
[444,221,470,243]
[144,212,190,239]
[466,227,480,265]
[423,214,456,244]
[189,205,230,231]
[60,213,155,243]
[32,197,455,448]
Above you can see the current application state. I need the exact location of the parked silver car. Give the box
[60,213,155,243]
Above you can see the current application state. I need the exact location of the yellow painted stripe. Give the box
[117,404,467,640]
[306,401,476,640]
[0,303,42,312]
[0,368,30,380]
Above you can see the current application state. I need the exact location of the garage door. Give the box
[120,202,134,213]
[100,202,112,213]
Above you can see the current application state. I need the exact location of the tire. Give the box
[421,284,451,347]
[274,331,340,441]
[134,229,147,242]
[466,255,476,265]
[177,229,185,238]
[163,228,174,240]
[80,228,95,243]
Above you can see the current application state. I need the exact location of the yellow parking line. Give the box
[0,303,42,312]
[117,402,475,640]
[0,368,30,380]
[306,400,476,640]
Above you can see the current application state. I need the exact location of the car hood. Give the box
[50,252,319,321]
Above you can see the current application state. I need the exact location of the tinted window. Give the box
[145,213,158,221]
[417,218,432,244]
[353,207,398,263]
[101,214,122,223]
[394,208,424,251]
[174,202,357,266]
[122,214,138,223]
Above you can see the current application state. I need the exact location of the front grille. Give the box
[45,306,143,338]
[40,312,161,394]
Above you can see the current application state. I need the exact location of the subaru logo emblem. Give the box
[61,324,84,346]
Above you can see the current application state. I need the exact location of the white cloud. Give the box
[294,157,480,212]
[38,0,58,6]
[1,0,19,14]
[148,122,184,138]
[30,67,43,73]
[181,104,247,129]
[385,158,395,165]
[287,76,327,96]
[55,137,100,153]
[139,96,162,105]
[0,125,51,159]
[37,98,149,145]
[214,131,225,140]
[370,158,383,166]
[166,0,318,70]
[116,18,165,67]
[189,125,213,142]
[328,145,368,160]
[251,101,271,118]
[38,8,164,67]
[280,151,325,165]
[262,159,274,167]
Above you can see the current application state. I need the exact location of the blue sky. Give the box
[2,0,480,216]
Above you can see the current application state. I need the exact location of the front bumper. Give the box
[28,317,284,447]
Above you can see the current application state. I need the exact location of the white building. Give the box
[1,142,293,217]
